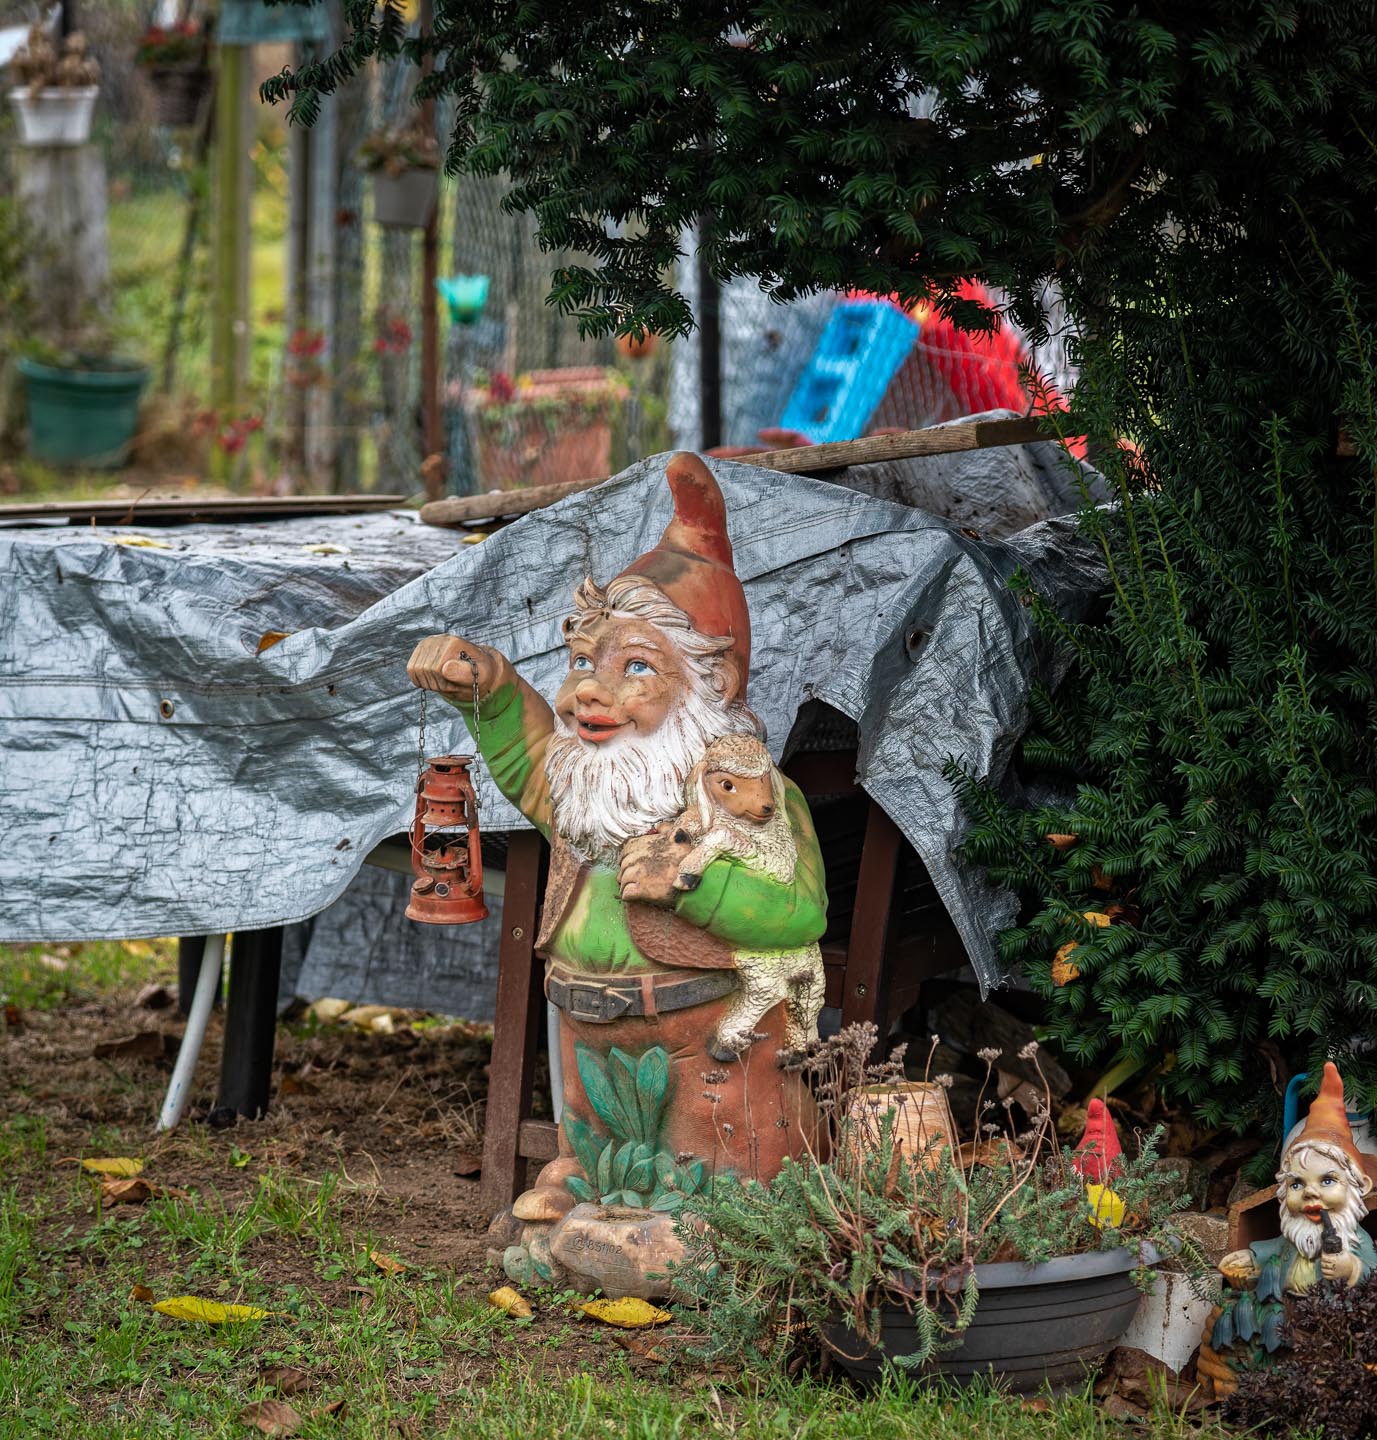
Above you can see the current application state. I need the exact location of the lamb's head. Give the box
[690,734,783,829]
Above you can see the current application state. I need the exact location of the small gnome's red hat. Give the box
[1072,1097,1123,1184]
[1292,1062,1367,1174]
[616,452,751,702]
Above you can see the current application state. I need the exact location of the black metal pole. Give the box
[696,216,722,450]
[214,927,283,1121]
[60,0,75,39]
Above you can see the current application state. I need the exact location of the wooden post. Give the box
[419,0,444,499]
[12,145,109,340]
[209,42,251,467]
[840,800,903,1031]
[480,831,548,1210]
[696,217,721,449]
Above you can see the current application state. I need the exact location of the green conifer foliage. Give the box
[266,2,1377,1126]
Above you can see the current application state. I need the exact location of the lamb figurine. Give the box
[672,734,826,1062]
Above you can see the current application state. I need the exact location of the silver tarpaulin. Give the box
[0,434,1105,997]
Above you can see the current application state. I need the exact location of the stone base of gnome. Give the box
[487,992,816,1298]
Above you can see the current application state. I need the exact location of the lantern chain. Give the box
[416,651,482,812]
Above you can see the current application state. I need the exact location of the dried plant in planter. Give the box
[9,25,100,92]
[670,1023,1197,1370]
[1225,1281,1377,1440]
[359,123,440,178]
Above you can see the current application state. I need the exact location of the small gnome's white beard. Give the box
[545,686,757,864]
[1279,1192,1365,1259]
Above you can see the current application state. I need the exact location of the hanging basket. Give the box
[147,64,210,128]
[7,86,99,146]
[371,168,437,229]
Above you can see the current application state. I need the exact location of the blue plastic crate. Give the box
[778,300,918,443]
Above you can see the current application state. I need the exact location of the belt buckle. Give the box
[566,983,609,1021]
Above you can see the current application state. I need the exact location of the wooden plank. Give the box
[418,415,1052,529]
[518,1119,560,1162]
[839,799,905,1031]
[0,494,409,525]
[479,830,548,1210]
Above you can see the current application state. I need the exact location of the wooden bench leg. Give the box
[215,926,283,1120]
[840,800,903,1032]
[480,830,546,1212]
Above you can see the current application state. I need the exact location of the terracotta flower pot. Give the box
[472,367,621,491]
[844,1081,958,1170]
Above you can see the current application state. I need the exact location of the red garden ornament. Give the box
[404,754,488,925]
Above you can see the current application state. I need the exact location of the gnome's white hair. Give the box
[546,576,761,862]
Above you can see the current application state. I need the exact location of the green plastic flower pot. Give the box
[19,355,150,469]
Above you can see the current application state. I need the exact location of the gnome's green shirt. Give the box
[450,671,827,976]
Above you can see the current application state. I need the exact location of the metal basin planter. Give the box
[372,168,437,229]
[8,85,98,145]
[825,1245,1157,1394]
[18,355,150,468]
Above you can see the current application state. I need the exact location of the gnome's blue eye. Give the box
[572,655,593,671]
[1322,1174,1337,1187]
[626,659,655,677]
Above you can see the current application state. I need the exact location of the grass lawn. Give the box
[0,940,1233,1438]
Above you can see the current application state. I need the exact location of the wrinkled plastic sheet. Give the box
[0,425,1106,999]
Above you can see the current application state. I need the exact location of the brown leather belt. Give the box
[546,964,738,1023]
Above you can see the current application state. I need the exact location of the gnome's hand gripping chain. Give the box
[670,734,826,1062]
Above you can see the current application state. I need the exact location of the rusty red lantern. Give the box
[405,753,489,925]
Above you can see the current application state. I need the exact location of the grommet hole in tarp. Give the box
[159,700,175,719]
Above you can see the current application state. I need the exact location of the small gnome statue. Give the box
[1219,1062,1377,1298]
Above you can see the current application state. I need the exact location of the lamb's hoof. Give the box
[708,1037,745,1063]
[676,871,702,892]
[673,829,691,845]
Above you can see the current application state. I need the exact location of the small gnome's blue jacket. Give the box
[1250,1228,1377,1295]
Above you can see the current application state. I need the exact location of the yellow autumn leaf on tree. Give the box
[578,1297,672,1328]
[152,1296,275,1324]
[80,1157,144,1177]
[1085,1184,1128,1230]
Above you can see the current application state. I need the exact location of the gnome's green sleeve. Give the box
[446,659,554,838]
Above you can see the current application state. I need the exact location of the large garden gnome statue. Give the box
[1220,1062,1376,1296]
[407,453,827,1295]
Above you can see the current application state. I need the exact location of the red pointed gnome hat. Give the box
[1072,1097,1123,1184]
[1294,1062,1366,1173]
[617,452,751,702]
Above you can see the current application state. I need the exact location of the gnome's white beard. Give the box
[545,685,758,864]
[1280,1190,1366,1259]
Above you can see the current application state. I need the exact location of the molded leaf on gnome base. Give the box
[152,1296,276,1323]
[578,1297,671,1328]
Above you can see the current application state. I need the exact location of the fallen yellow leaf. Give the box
[80,1157,144,1177]
[578,1297,671,1328]
[1051,942,1081,986]
[461,532,487,545]
[257,631,291,653]
[1085,1184,1128,1230]
[152,1296,275,1324]
[1082,910,1112,928]
[302,543,351,556]
[112,536,174,549]
[488,1286,533,1318]
[369,1250,406,1276]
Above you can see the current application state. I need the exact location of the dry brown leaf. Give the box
[312,1399,346,1421]
[279,1074,320,1098]
[102,1178,154,1206]
[129,1284,155,1304]
[369,1250,406,1276]
[1044,832,1079,850]
[1051,941,1081,985]
[452,1153,481,1178]
[239,1398,304,1437]
[488,1285,533,1318]
[92,1030,165,1062]
[611,1332,668,1363]
[260,1366,311,1396]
